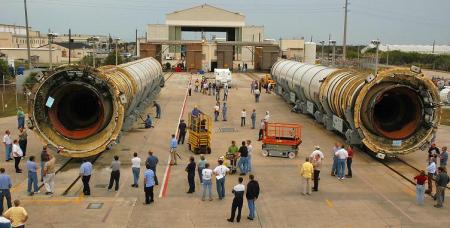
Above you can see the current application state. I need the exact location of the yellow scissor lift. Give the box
[188,112,212,154]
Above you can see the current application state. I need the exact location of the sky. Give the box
[1,0,449,45]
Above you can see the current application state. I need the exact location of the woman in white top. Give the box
[131,152,141,187]
[201,163,213,201]
[241,109,247,127]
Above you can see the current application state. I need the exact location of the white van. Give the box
[214,69,232,87]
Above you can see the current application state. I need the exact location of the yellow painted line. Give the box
[325,199,334,208]
[21,192,85,205]
[10,181,26,193]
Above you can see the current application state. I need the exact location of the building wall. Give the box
[240,26,264,68]
[166,4,245,27]
[147,25,169,41]
[280,39,305,60]
[0,32,13,48]
[0,48,62,64]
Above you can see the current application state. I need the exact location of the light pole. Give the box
[115,38,121,66]
[47,32,58,70]
[319,41,325,64]
[88,36,99,67]
[371,39,381,75]
[23,0,32,69]
[330,40,336,66]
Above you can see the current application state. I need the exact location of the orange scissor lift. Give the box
[262,123,302,159]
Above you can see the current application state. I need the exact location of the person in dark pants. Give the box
[188,83,192,96]
[153,101,161,119]
[143,164,155,205]
[346,145,353,178]
[80,159,93,196]
[178,120,187,144]
[258,120,265,141]
[246,174,260,221]
[12,140,23,173]
[18,128,27,157]
[312,154,321,191]
[108,156,121,192]
[186,156,196,193]
[227,177,245,223]
[0,168,12,214]
[146,150,159,185]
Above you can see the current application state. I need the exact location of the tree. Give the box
[103,52,123,66]
[0,59,9,77]
[80,55,94,67]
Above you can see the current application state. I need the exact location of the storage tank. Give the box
[304,42,317,64]
[28,57,163,157]
[272,59,441,156]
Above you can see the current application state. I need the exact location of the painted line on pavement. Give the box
[325,199,334,208]
[159,74,191,198]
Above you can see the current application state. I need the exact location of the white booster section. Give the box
[304,42,317,64]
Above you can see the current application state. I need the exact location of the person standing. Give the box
[434,167,450,208]
[426,158,437,194]
[258,120,265,141]
[227,177,245,223]
[18,128,27,158]
[331,143,340,176]
[214,159,230,200]
[428,143,440,162]
[251,109,257,129]
[3,200,27,228]
[335,145,348,180]
[17,107,25,129]
[40,146,48,182]
[311,154,322,192]
[240,109,247,127]
[238,141,249,175]
[264,111,270,122]
[3,130,12,162]
[299,157,314,195]
[254,87,260,103]
[143,164,155,205]
[246,174,260,221]
[0,168,12,214]
[178,120,187,144]
[169,134,178,165]
[413,170,427,205]
[153,101,161,119]
[26,156,39,196]
[145,150,159,185]
[188,83,192,96]
[223,84,228,101]
[208,82,212,96]
[185,156,196,193]
[43,154,55,195]
[247,140,253,173]
[215,85,221,101]
[310,145,324,160]
[12,140,23,173]
[440,146,448,168]
[108,156,121,192]
[80,159,93,196]
[201,163,213,201]
[214,103,220,122]
[250,81,255,94]
[222,102,228,121]
[346,145,354,178]
[194,79,199,92]
[227,141,239,174]
[198,155,206,184]
[131,152,141,188]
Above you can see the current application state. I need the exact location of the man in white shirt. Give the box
[227,177,245,223]
[426,158,437,194]
[3,130,12,162]
[213,159,230,200]
[310,146,324,160]
[247,140,253,172]
[131,152,141,188]
[240,109,247,127]
[214,103,220,122]
[334,145,348,180]
[12,140,23,173]
[201,163,213,201]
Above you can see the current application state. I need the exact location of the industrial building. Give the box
[140,4,307,72]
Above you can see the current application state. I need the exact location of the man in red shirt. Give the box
[346,145,354,178]
[414,170,428,205]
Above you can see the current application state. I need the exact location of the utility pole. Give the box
[47,30,57,70]
[342,0,349,60]
[115,38,120,66]
[386,45,389,65]
[432,40,435,54]
[135,29,138,56]
[69,29,72,64]
[330,40,336,66]
[23,0,32,69]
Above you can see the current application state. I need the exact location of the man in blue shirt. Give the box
[0,168,12,214]
[27,156,39,195]
[145,151,159,185]
[440,146,448,168]
[143,164,155,204]
[80,160,93,196]
[170,134,178,165]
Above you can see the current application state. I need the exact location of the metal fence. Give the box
[0,83,31,118]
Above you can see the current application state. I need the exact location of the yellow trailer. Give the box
[188,112,212,154]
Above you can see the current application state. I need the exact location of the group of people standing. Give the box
[3,128,28,174]
[193,78,229,102]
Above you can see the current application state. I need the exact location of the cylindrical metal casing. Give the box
[272,59,441,155]
[28,57,163,157]
[439,87,450,104]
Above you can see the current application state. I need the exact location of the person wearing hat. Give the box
[310,146,324,160]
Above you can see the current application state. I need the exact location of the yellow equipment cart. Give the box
[188,112,212,154]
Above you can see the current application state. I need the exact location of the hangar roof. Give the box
[166,4,245,27]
